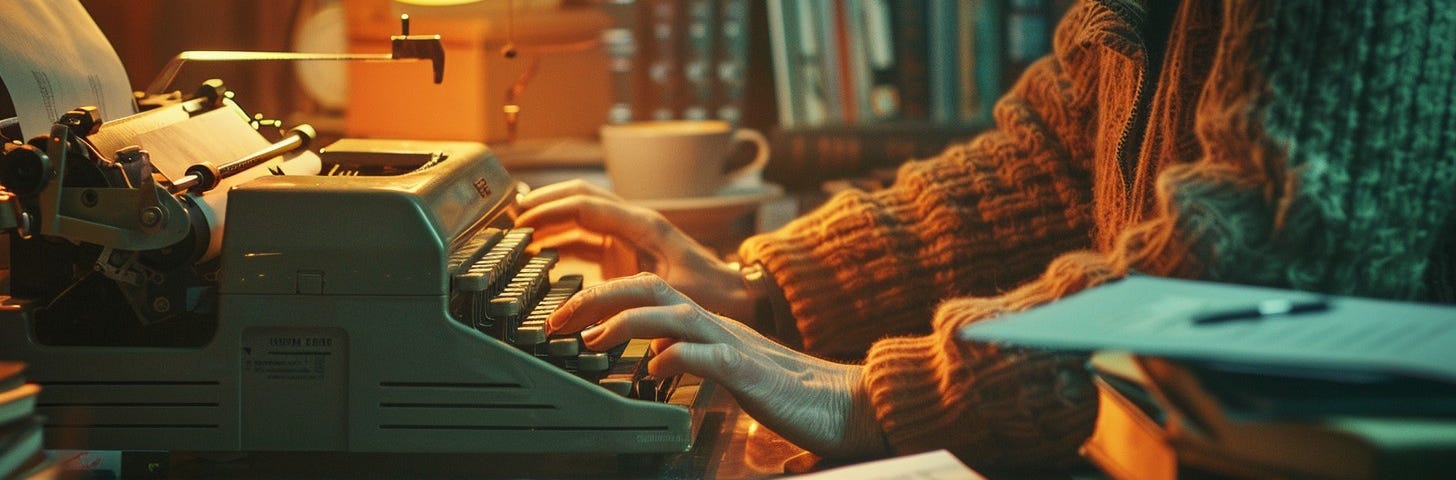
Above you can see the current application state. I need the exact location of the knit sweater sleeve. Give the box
[863,251,1120,469]
[735,0,1148,466]
[737,55,1097,361]
[864,0,1456,469]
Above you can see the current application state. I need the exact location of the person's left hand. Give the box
[516,179,752,321]
[548,272,887,459]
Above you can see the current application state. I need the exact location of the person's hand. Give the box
[517,179,752,320]
[549,272,886,459]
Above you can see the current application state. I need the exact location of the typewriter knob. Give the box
[184,162,222,192]
[59,106,102,136]
[193,79,228,109]
[0,143,53,196]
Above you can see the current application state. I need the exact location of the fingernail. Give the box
[580,325,602,345]
[545,305,570,330]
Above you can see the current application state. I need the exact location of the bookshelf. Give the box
[764,0,1070,190]
[602,0,758,126]
[594,0,1070,193]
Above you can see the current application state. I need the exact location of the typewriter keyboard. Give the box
[447,227,680,401]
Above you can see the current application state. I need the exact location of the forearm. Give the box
[739,60,1096,359]
[861,251,1119,468]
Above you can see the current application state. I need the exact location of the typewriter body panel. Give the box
[0,95,697,454]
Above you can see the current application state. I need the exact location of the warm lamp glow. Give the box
[396,0,480,4]
[395,0,479,5]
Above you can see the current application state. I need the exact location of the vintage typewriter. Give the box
[0,19,703,456]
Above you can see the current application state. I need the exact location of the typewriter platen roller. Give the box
[0,87,703,454]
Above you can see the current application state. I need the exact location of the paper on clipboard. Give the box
[958,276,1456,383]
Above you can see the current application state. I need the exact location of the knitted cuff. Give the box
[861,331,1098,469]
[861,334,956,456]
[738,261,802,349]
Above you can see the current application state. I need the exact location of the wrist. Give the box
[738,260,802,349]
[846,367,893,458]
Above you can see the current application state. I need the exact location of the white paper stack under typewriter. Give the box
[0,0,704,456]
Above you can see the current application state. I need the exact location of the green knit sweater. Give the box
[740,0,1456,468]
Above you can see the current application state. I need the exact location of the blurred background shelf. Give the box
[79,0,1070,219]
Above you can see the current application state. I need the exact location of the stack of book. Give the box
[1084,352,1456,479]
[957,276,1456,480]
[0,361,44,479]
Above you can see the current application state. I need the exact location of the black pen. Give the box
[1192,298,1330,325]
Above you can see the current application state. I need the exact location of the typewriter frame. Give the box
[0,95,701,455]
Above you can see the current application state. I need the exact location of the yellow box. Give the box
[345,0,612,142]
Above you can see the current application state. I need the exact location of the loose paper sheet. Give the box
[783,450,986,480]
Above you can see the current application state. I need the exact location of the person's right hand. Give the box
[548,273,887,459]
[516,179,753,321]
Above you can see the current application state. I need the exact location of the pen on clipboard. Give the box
[1192,298,1330,325]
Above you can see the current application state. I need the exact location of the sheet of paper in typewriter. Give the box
[0,0,135,139]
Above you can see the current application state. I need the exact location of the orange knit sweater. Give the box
[740,0,1456,468]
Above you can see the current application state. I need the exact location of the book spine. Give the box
[810,0,844,124]
[715,0,750,124]
[861,0,901,122]
[601,0,639,124]
[831,0,858,124]
[1082,378,1178,480]
[766,123,984,188]
[893,0,931,122]
[841,0,875,124]
[646,0,680,120]
[767,0,803,127]
[968,0,1003,123]
[682,0,716,120]
[1005,0,1052,83]
[929,0,961,123]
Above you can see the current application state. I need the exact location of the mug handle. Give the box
[724,128,770,183]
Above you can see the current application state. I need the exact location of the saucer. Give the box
[511,169,782,216]
[630,181,785,251]
[632,182,784,217]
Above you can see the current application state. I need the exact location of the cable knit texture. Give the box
[739,0,1456,469]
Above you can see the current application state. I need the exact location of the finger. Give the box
[520,220,589,247]
[547,273,685,334]
[529,232,609,263]
[648,342,763,386]
[580,302,728,350]
[518,179,620,211]
[709,319,809,365]
[650,337,677,356]
[645,317,807,376]
[599,236,648,279]
[529,232,647,281]
[516,196,670,252]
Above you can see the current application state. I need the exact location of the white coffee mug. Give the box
[600,120,769,200]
